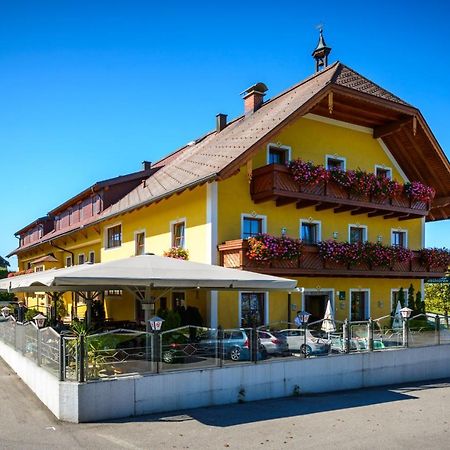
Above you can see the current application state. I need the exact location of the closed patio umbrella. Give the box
[392,301,402,330]
[321,299,336,334]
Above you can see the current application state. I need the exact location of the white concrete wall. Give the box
[2,340,450,423]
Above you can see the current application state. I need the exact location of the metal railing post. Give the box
[79,335,85,382]
[36,329,42,366]
[435,315,441,346]
[218,326,223,368]
[156,332,161,374]
[402,319,409,348]
[59,336,65,381]
[251,325,258,363]
[343,319,350,353]
[368,318,374,351]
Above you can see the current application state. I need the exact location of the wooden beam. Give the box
[315,202,335,211]
[368,210,387,218]
[334,205,359,213]
[296,199,319,209]
[373,117,412,139]
[276,197,297,207]
[351,208,376,216]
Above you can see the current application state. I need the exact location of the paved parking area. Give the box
[0,357,449,449]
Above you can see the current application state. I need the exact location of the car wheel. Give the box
[229,347,241,361]
[162,350,174,364]
[300,344,312,356]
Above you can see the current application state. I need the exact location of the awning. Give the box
[0,255,297,293]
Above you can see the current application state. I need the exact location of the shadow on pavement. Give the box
[103,379,450,428]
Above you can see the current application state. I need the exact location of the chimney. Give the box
[241,82,268,114]
[216,113,228,132]
[142,161,152,171]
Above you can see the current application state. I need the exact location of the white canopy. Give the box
[392,301,403,330]
[0,254,297,293]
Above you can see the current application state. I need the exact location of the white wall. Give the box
[2,341,450,423]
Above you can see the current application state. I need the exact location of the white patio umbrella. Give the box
[321,299,336,334]
[392,301,402,330]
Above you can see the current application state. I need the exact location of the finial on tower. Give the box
[312,27,331,72]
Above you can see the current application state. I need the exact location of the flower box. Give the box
[299,182,324,196]
[272,259,298,269]
[326,182,348,200]
[349,262,370,271]
[324,260,347,270]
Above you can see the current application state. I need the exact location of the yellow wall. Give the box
[217,278,421,329]
[100,185,208,263]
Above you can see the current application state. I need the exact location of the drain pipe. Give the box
[50,240,75,266]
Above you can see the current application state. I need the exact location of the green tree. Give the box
[398,287,406,308]
[407,284,415,314]
[425,282,450,326]
[415,291,425,315]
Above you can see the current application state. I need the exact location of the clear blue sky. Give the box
[1,0,449,268]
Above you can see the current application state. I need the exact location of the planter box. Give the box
[271,259,298,269]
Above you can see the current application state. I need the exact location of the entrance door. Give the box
[350,291,368,321]
[304,294,329,323]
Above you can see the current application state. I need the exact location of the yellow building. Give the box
[8,35,450,328]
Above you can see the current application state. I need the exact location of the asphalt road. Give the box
[0,357,449,450]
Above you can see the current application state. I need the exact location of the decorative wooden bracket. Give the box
[328,92,333,115]
[413,116,417,137]
[247,159,253,183]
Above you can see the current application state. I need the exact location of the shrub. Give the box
[403,181,435,203]
[163,247,189,260]
[247,234,302,261]
[419,248,450,269]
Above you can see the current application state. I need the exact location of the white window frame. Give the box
[78,253,85,265]
[374,164,392,180]
[104,222,122,250]
[240,214,267,239]
[299,219,322,244]
[266,143,292,165]
[325,154,346,171]
[390,288,402,312]
[170,218,186,249]
[134,229,146,255]
[88,251,95,264]
[349,288,371,321]
[391,228,408,248]
[348,224,368,243]
[238,291,269,328]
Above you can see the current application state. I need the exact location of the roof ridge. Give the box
[332,63,411,106]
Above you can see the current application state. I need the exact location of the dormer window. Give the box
[267,144,291,165]
[326,155,346,171]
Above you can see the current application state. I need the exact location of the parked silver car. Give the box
[279,328,330,355]
[257,330,289,355]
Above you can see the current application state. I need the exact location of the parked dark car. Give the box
[197,329,267,361]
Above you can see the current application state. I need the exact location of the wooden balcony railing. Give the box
[218,239,447,279]
[250,164,430,220]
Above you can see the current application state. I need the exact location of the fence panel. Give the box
[0,318,16,348]
[160,326,219,373]
[408,314,437,348]
[23,323,39,362]
[63,336,79,381]
[40,327,61,376]
[85,330,155,380]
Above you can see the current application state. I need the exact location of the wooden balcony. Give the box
[250,164,430,220]
[218,239,447,279]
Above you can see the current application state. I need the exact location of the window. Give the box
[242,215,266,239]
[66,256,72,267]
[89,251,95,264]
[78,254,85,265]
[375,166,392,179]
[106,224,122,249]
[171,221,185,248]
[106,290,123,296]
[349,225,367,243]
[240,293,266,327]
[300,221,321,244]
[326,155,346,171]
[391,230,407,248]
[35,266,44,272]
[172,292,186,310]
[267,145,290,165]
[135,231,145,256]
